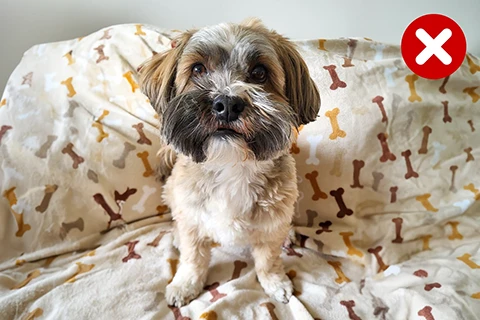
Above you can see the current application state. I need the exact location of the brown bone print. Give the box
[35,184,58,213]
[372,96,388,124]
[11,270,41,290]
[286,270,302,296]
[132,122,152,145]
[64,100,80,118]
[391,218,404,243]
[328,261,351,284]
[167,258,179,283]
[0,125,13,145]
[377,133,396,162]
[466,54,480,74]
[351,160,365,188]
[325,108,346,139]
[59,217,84,240]
[342,38,358,67]
[305,171,328,200]
[113,142,136,169]
[323,65,347,90]
[449,165,458,192]
[418,306,435,320]
[306,209,318,227]
[231,260,248,280]
[260,302,278,320]
[405,74,422,102]
[61,77,76,97]
[463,87,479,103]
[290,125,304,154]
[62,143,84,169]
[368,246,389,272]
[285,246,303,258]
[372,172,384,192]
[390,186,398,203]
[100,28,112,40]
[4,187,31,237]
[414,269,428,278]
[401,150,419,179]
[94,45,109,63]
[147,231,168,247]
[22,72,33,86]
[122,241,141,262]
[87,169,99,183]
[340,300,361,320]
[439,75,449,94]
[35,135,58,158]
[418,126,432,154]
[373,297,389,320]
[137,151,154,177]
[441,101,452,123]
[93,187,137,229]
[464,147,475,162]
[457,253,480,269]
[168,306,191,320]
[330,188,353,218]
[316,221,332,235]
[340,232,363,257]
[424,283,442,291]
[468,120,475,132]
[446,221,463,240]
[297,234,308,248]
[204,282,227,302]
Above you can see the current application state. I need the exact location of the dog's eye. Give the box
[250,65,267,83]
[192,63,207,76]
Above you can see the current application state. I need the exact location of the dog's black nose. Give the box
[212,95,246,122]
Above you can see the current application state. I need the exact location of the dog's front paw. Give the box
[165,279,204,307]
[260,275,293,304]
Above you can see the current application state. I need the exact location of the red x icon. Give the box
[401,14,467,80]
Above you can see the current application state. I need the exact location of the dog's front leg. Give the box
[252,239,293,303]
[166,223,211,307]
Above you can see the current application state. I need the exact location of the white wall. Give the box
[1,0,479,91]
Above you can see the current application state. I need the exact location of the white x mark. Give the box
[415,28,452,65]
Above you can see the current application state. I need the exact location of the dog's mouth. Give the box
[213,124,242,136]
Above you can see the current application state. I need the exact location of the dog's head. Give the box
[140,19,320,163]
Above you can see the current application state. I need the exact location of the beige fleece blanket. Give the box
[0,24,479,320]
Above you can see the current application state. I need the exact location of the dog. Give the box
[139,18,320,307]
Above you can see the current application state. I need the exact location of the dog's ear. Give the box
[274,36,321,126]
[138,31,193,113]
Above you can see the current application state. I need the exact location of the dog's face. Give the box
[140,19,320,163]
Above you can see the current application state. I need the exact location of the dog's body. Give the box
[140,19,320,307]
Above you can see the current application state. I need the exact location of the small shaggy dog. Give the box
[139,18,320,307]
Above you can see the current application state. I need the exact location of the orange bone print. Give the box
[147,231,168,247]
[372,96,388,124]
[405,74,422,102]
[457,253,480,269]
[471,292,480,299]
[65,262,94,283]
[135,24,146,36]
[464,183,480,200]
[0,98,6,107]
[35,184,58,213]
[325,108,346,139]
[305,171,328,200]
[60,217,84,240]
[156,205,169,215]
[340,232,363,257]
[446,221,463,240]
[330,149,345,177]
[418,126,432,154]
[368,246,389,272]
[132,122,152,145]
[416,194,438,212]
[62,143,84,169]
[418,306,435,320]
[328,261,351,284]
[204,282,227,302]
[94,45,109,63]
[167,258,179,284]
[4,187,31,237]
[449,165,458,192]
[92,110,110,142]
[22,72,33,86]
[122,240,141,262]
[466,54,480,74]
[350,160,365,188]
[261,302,279,320]
[61,77,76,97]
[390,186,398,203]
[318,39,328,51]
[391,218,404,243]
[200,311,218,320]
[316,220,332,235]
[93,187,137,229]
[441,101,452,123]
[11,270,41,289]
[63,50,75,65]
[331,188,353,218]
[123,71,139,92]
[323,65,346,90]
[340,300,361,320]
[439,75,449,94]
[15,259,26,266]
[290,125,304,154]
[422,235,433,251]
[464,147,475,162]
[468,120,475,132]
[425,283,442,291]
[401,150,419,179]
[377,133,396,162]
[463,87,479,103]
[306,209,318,227]
[137,151,154,177]
[168,306,191,320]
[231,260,248,280]
[372,171,384,192]
[24,308,43,320]
[0,125,13,145]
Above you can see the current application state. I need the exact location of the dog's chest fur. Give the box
[164,153,298,246]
